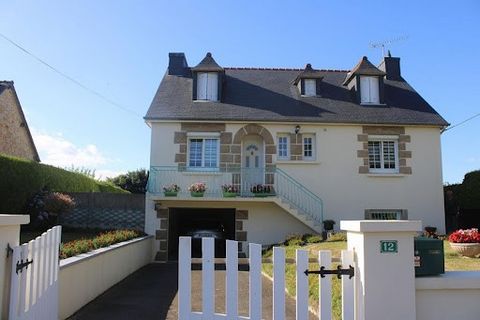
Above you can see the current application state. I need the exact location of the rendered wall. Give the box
[148,122,445,233]
[416,272,480,320]
[58,236,154,319]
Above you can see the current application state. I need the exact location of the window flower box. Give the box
[188,182,207,197]
[250,184,275,197]
[222,184,238,198]
[163,184,180,197]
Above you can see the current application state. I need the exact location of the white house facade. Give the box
[144,52,448,261]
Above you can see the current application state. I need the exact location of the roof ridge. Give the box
[224,67,349,72]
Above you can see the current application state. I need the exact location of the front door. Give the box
[242,135,264,195]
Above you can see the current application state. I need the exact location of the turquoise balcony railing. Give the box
[147,166,324,225]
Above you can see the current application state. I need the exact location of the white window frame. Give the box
[360,76,380,104]
[186,132,220,171]
[277,134,290,160]
[368,136,399,174]
[302,134,316,161]
[303,79,316,96]
[196,72,218,101]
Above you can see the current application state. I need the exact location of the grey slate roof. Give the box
[191,52,224,72]
[145,59,448,127]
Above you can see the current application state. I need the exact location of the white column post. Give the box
[341,220,421,320]
[0,214,29,319]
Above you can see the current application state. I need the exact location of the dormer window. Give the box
[360,76,380,104]
[343,56,386,105]
[192,52,224,102]
[303,79,316,96]
[294,63,323,97]
[197,72,218,101]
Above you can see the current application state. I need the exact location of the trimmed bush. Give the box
[60,229,144,259]
[0,154,127,213]
[458,170,480,209]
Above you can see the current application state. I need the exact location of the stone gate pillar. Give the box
[341,220,421,320]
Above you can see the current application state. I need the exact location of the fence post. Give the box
[341,220,421,320]
[0,214,29,319]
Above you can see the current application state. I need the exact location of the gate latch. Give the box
[304,265,355,279]
[16,259,33,274]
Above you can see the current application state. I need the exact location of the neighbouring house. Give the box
[0,81,39,161]
[144,52,448,261]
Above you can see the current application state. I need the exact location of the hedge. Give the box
[458,170,480,209]
[0,154,127,213]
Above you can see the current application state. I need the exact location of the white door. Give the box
[242,135,264,194]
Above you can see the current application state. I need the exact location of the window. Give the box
[197,72,218,101]
[360,76,380,104]
[277,135,290,160]
[302,134,315,160]
[303,79,316,96]
[368,138,398,173]
[366,210,405,220]
[188,137,219,169]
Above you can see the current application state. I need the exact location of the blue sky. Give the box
[1,1,479,183]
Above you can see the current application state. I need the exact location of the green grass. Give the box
[262,238,480,320]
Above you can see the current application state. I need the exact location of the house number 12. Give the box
[380,240,398,253]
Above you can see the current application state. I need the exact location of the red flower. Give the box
[449,228,480,243]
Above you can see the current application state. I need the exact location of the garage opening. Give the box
[168,208,236,260]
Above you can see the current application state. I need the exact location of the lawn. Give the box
[262,237,480,320]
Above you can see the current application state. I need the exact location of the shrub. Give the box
[107,169,148,194]
[284,234,305,246]
[326,232,347,242]
[60,229,143,259]
[303,234,323,244]
[458,170,480,209]
[0,154,127,213]
[44,192,76,215]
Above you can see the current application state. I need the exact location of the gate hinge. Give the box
[304,265,355,279]
[6,243,13,258]
[16,259,33,274]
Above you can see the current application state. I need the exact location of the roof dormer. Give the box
[294,63,324,97]
[343,56,386,105]
[191,52,224,102]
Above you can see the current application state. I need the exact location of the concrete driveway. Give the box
[68,263,315,320]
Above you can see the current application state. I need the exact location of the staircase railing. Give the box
[273,167,324,225]
[147,166,324,225]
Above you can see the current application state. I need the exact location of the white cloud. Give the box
[31,129,108,168]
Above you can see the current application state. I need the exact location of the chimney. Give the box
[379,54,402,80]
[168,52,189,76]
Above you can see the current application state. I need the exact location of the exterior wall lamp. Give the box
[295,125,301,134]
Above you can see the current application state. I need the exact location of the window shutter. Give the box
[197,73,208,100]
[300,79,305,95]
[369,77,380,104]
[304,79,316,96]
[207,73,218,101]
[360,76,370,103]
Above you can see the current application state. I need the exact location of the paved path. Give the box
[68,263,315,320]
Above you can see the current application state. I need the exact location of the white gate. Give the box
[8,226,61,320]
[178,237,355,320]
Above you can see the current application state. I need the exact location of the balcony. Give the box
[147,166,324,228]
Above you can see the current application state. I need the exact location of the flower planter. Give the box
[449,242,480,258]
[190,192,205,197]
[254,193,274,198]
[223,192,237,198]
[164,191,178,197]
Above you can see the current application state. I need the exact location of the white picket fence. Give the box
[178,237,355,320]
[9,226,61,320]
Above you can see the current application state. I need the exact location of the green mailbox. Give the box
[414,237,445,276]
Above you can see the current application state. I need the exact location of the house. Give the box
[0,81,40,162]
[144,52,448,261]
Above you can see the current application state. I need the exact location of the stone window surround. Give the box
[357,126,412,175]
[154,203,249,261]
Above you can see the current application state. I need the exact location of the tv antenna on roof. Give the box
[370,35,409,57]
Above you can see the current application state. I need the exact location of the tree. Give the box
[107,169,148,194]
